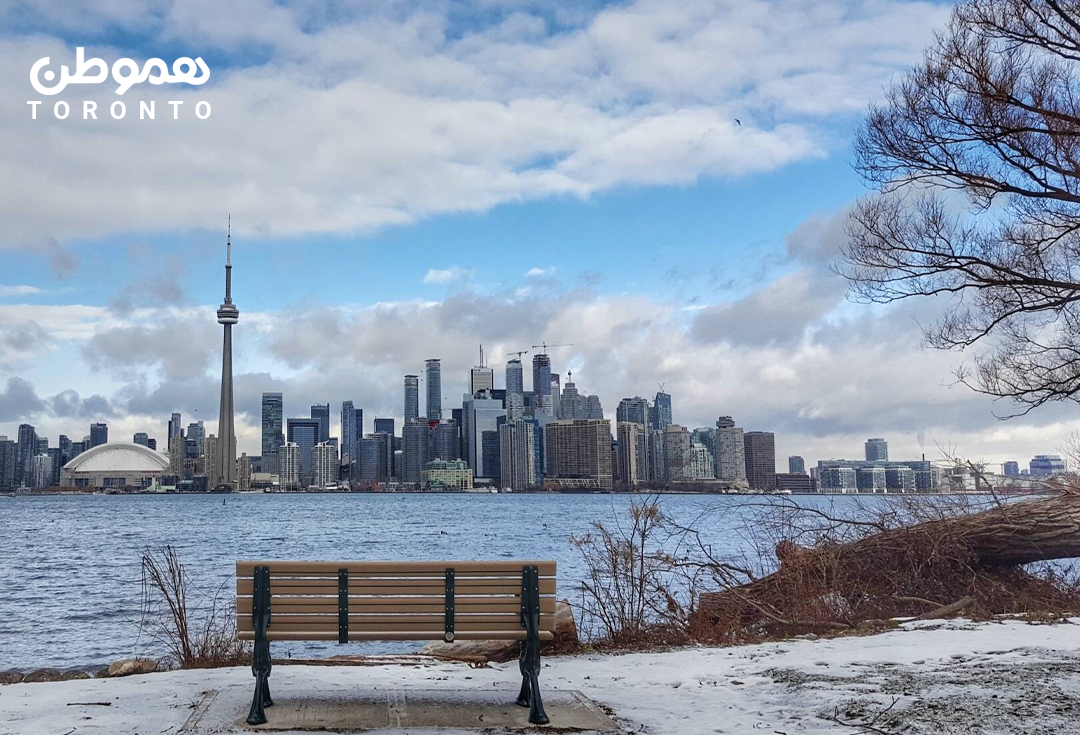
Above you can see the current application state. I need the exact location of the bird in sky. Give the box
[735,119,741,126]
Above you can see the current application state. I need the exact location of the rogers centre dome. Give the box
[61,442,170,489]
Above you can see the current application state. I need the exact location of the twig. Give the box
[66,702,112,707]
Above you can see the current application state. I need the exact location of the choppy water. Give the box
[0,492,948,670]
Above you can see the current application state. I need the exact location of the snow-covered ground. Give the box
[2,619,1080,734]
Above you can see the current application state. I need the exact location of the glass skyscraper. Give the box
[404,375,419,424]
[425,359,442,420]
[261,393,283,469]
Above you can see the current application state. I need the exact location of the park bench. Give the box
[236,560,557,726]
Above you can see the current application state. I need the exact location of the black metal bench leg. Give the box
[524,632,548,725]
[246,565,273,726]
[515,640,531,707]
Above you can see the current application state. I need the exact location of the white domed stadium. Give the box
[61,442,170,489]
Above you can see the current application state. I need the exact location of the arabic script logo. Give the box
[31,47,210,96]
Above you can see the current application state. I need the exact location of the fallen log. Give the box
[693,494,1080,637]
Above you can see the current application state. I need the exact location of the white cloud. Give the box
[422,267,473,284]
[0,0,950,245]
[0,285,42,297]
[525,267,555,277]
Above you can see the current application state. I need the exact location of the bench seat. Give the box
[236,560,556,726]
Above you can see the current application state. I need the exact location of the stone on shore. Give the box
[107,659,158,678]
[0,671,25,685]
[60,670,91,681]
[419,599,578,663]
[22,669,63,683]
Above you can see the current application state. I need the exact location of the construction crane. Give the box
[531,341,573,354]
[507,350,529,359]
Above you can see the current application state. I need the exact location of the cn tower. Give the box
[214,217,239,489]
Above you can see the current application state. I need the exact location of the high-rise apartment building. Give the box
[499,419,537,491]
[744,431,776,491]
[544,419,613,490]
[89,422,108,448]
[425,359,442,420]
[713,416,746,485]
[340,401,362,470]
[505,359,524,397]
[651,391,673,431]
[788,455,806,474]
[616,421,647,486]
[0,438,16,491]
[864,438,888,462]
[261,393,283,472]
[532,353,552,399]
[311,442,338,488]
[663,425,693,482]
[402,420,432,484]
[404,375,419,423]
[616,397,650,426]
[16,423,37,487]
[310,404,330,443]
[280,442,300,490]
[433,420,459,461]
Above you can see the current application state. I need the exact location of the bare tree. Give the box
[839,0,1080,415]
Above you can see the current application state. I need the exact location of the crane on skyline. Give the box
[507,350,529,359]
[531,341,573,354]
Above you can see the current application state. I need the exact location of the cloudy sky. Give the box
[1,0,1075,470]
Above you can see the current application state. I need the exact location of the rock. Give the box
[60,670,91,681]
[92,666,112,678]
[23,668,63,683]
[420,599,579,664]
[106,658,158,677]
[0,671,25,685]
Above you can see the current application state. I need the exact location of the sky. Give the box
[1,0,1077,471]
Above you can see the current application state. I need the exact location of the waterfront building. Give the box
[1003,461,1020,477]
[744,431,776,491]
[311,442,338,488]
[214,224,239,490]
[776,472,814,493]
[16,423,37,487]
[203,435,219,483]
[89,423,108,448]
[260,393,284,473]
[1030,454,1066,477]
[816,459,934,493]
[280,442,300,490]
[61,442,170,489]
[32,453,55,488]
[0,438,16,491]
[499,419,537,491]
[404,375,419,423]
[864,438,888,462]
[237,454,252,492]
[463,392,505,478]
[855,465,887,493]
[433,420,459,461]
[663,425,693,481]
[616,421,647,486]
[358,434,390,482]
[690,442,715,480]
[818,465,858,493]
[544,419,613,490]
[340,401,362,473]
[505,359,524,397]
[422,459,473,490]
[402,420,433,484]
[884,465,915,493]
[425,359,442,420]
[713,417,746,485]
[788,455,806,474]
[310,403,330,443]
[286,417,321,484]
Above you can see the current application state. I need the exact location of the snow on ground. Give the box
[2,619,1080,734]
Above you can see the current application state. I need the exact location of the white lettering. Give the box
[168,100,183,119]
[195,101,211,119]
[110,101,126,119]
[54,100,69,119]
[140,100,155,120]
[30,47,209,96]
[84,101,98,119]
[27,100,41,119]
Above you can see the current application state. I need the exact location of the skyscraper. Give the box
[544,419,613,490]
[168,412,182,451]
[89,423,108,448]
[651,391,673,431]
[865,438,888,462]
[425,359,442,420]
[616,421,647,486]
[133,433,149,447]
[340,401,362,469]
[532,353,552,400]
[214,221,239,490]
[16,423,37,487]
[505,358,524,397]
[374,418,395,436]
[788,455,806,474]
[663,425,693,482]
[463,393,505,478]
[280,442,300,490]
[0,438,16,491]
[402,420,432,484]
[499,420,537,490]
[714,416,747,485]
[404,375,419,423]
[286,417,320,484]
[312,443,338,487]
[310,403,330,443]
[261,392,284,472]
[470,346,494,395]
[744,431,776,491]
[616,397,650,426]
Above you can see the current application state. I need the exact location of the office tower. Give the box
[434,420,459,461]
[0,438,16,491]
[237,454,252,492]
[147,438,157,451]
[425,359,442,420]
[58,435,71,465]
[187,421,205,456]
[616,397,650,426]
[404,375,419,423]
[169,438,184,475]
[744,431,776,491]
[358,435,390,482]
[1030,454,1066,477]
[340,401,362,469]
[616,421,647,486]
[402,420,432,484]
[133,433,149,446]
[286,417,321,483]
[261,393,284,472]
[214,222,240,490]
[310,403,330,443]
[865,438,888,462]
[788,455,806,474]
[544,419,613,490]
[312,443,338,488]
[549,374,560,417]
[280,442,300,490]
[1003,461,1019,477]
[651,391,673,431]
[714,416,746,484]
[88,422,108,448]
[663,425,693,481]
[168,412,182,451]
[374,418,395,436]
[532,353,552,399]
[470,346,494,395]
[506,359,524,396]
[462,393,506,478]
[499,420,536,490]
[16,423,37,487]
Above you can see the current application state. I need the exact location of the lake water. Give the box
[0,492,964,670]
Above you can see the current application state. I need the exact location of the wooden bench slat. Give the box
[236,578,557,596]
[239,625,552,638]
[236,560,556,576]
[238,618,553,633]
[236,596,557,614]
[238,613,554,629]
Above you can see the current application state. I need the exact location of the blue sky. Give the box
[2,0,1074,469]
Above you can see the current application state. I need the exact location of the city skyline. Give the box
[3,1,1080,469]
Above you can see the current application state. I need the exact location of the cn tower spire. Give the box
[215,216,239,490]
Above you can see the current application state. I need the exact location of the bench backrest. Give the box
[236,560,556,642]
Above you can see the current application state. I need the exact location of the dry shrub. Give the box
[140,545,249,669]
